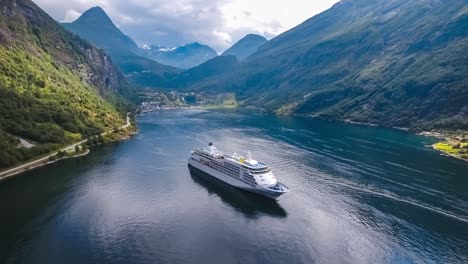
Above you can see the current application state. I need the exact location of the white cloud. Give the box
[62,9,81,22]
[213,30,232,43]
[33,0,339,52]
[221,0,337,38]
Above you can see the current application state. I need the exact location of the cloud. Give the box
[32,0,339,52]
[213,30,232,43]
[63,9,81,22]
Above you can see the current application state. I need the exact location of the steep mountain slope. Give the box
[172,56,239,88]
[62,7,140,56]
[222,34,267,60]
[195,0,468,131]
[0,0,135,168]
[63,7,180,89]
[143,42,217,69]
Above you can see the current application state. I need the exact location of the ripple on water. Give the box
[0,110,467,264]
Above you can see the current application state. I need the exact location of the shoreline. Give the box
[0,113,135,183]
[430,144,468,162]
[0,130,137,183]
[312,116,468,163]
[138,109,466,164]
[419,131,468,163]
[0,150,91,183]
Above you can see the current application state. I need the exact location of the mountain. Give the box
[142,42,218,69]
[63,6,180,89]
[222,34,267,60]
[0,0,135,168]
[62,7,140,56]
[173,55,240,88]
[190,0,468,131]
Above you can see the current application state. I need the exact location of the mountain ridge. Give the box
[142,42,217,69]
[0,0,136,168]
[222,34,267,60]
[187,0,468,131]
[62,6,181,89]
[63,6,140,56]
[172,55,240,88]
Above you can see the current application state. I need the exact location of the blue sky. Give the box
[33,0,339,52]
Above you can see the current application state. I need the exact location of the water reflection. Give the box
[2,110,467,263]
[189,167,287,219]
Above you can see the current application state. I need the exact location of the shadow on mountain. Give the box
[189,166,287,219]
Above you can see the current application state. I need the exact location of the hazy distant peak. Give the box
[222,34,268,60]
[142,42,218,69]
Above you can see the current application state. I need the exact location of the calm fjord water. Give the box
[1,110,467,264]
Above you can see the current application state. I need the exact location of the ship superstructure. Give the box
[188,143,289,199]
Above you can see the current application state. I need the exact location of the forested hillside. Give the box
[0,0,136,168]
[172,55,240,89]
[187,0,468,131]
[222,34,267,60]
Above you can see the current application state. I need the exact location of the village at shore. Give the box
[419,131,468,162]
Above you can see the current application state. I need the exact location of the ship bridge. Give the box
[195,142,225,159]
[227,152,269,171]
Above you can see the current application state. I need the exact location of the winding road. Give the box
[0,113,131,181]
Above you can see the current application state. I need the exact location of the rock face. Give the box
[62,6,181,89]
[82,47,120,94]
[1,1,132,96]
[0,0,136,168]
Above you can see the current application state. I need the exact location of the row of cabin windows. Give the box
[243,172,255,180]
[195,152,225,161]
[250,169,270,174]
[195,151,208,157]
[197,158,256,187]
[210,162,239,178]
[224,162,240,171]
[219,162,240,174]
[195,156,243,180]
[210,161,255,187]
[241,174,256,187]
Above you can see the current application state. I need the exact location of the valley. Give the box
[0,0,467,263]
[59,1,467,134]
[1,0,467,172]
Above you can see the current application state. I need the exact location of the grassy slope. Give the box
[203,94,239,109]
[187,0,468,131]
[172,55,240,89]
[0,0,134,168]
[433,142,468,160]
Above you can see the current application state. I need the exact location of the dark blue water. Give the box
[1,110,467,263]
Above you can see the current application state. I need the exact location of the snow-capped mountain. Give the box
[142,42,218,69]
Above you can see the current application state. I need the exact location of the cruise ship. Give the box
[188,143,289,199]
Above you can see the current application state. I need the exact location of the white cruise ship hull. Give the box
[188,159,287,199]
